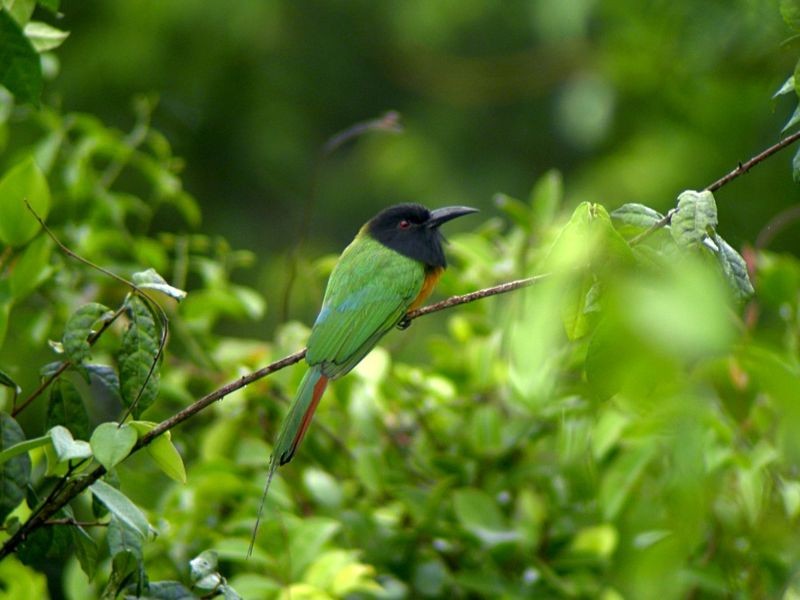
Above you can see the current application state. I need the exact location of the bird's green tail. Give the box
[248,366,329,557]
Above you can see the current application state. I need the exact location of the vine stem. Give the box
[0,273,546,560]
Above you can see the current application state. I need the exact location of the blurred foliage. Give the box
[1,1,800,599]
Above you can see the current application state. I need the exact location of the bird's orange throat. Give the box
[409,266,444,311]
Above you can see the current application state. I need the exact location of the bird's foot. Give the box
[397,316,412,330]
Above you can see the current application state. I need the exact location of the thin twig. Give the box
[0,274,545,560]
[706,129,800,192]
[630,129,800,246]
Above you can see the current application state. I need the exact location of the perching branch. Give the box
[629,129,800,246]
[0,273,545,560]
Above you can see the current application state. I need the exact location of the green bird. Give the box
[250,203,477,551]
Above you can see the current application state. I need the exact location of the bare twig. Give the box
[629,130,800,246]
[0,274,544,560]
[706,129,800,192]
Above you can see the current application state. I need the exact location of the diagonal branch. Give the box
[0,273,545,560]
[629,129,800,246]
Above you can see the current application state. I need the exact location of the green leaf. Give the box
[71,526,99,581]
[774,75,795,98]
[610,203,664,236]
[62,303,113,366]
[23,21,69,52]
[9,233,53,300]
[547,202,634,271]
[670,190,717,247]
[529,169,563,231]
[0,368,20,396]
[89,479,151,538]
[107,514,143,560]
[781,0,800,30]
[89,422,137,471]
[712,234,754,299]
[0,156,51,247]
[46,380,90,440]
[4,0,35,25]
[0,10,41,106]
[600,444,657,521]
[793,146,800,184]
[0,412,31,521]
[129,421,186,483]
[493,193,529,230]
[784,104,800,134]
[118,295,161,417]
[48,425,92,462]
[37,0,59,13]
[452,488,519,547]
[561,273,598,341]
[0,432,49,468]
[132,268,187,301]
[288,517,340,580]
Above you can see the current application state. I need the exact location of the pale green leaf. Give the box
[89,422,137,471]
[89,479,151,538]
[670,190,717,247]
[23,21,69,52]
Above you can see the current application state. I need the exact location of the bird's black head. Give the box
[366,203,478,268]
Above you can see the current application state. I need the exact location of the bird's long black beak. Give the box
[426,205,479,228]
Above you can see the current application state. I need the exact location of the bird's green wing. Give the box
[306,235,424,377]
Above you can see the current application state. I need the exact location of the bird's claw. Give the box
[397,316,412,330]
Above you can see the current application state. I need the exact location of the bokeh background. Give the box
[52,0,797,330]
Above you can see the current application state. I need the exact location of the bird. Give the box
[249,203,477,553]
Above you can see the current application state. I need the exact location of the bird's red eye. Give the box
[398,220,411,229]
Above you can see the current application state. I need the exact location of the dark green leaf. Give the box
[0,412,31,521]
[89,422,137,471]
[37,0,60,13]
[610,202,664,235]
[0,10,41,106]
[62,302,113,366]
[86,364,123,406]
[118,295,161,417]
[713,234,755,299]
[140,581,197,600]
[72,526,99,581]
[17,526,52,566]
[0,156,50,247]
[670,190,717,247]
[132,268,187,301]
[46,379,90,440]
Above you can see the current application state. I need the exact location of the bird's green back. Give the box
[306,234,425,377]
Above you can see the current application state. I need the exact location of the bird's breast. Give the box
[408,266,444,312]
